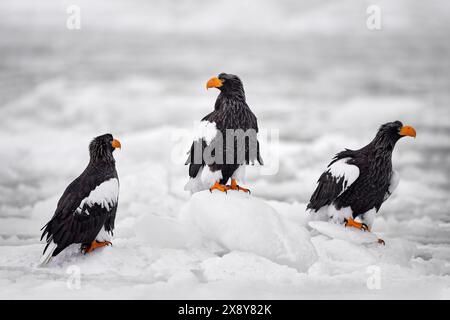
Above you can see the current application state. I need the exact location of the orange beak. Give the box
[111,139,121,149]
[206,77,223,90]
[399,125,416,138]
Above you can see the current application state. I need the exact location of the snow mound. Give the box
[309,221,379,244]
[200,251,303,283]
[181,191,317,271]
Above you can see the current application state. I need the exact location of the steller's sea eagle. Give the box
[185,73,263,194]
[40,134,121,265]
[307,121,416,244]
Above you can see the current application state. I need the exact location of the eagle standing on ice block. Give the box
[40,134,121,265]
[185,73,263,194]
[307,121,416,244]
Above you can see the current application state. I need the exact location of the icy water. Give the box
[0,0,449,298]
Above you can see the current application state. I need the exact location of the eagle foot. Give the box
[82,240,112,254]
[209,182,228,193]
[377,238,386,245]
[344,218,370,232]
[226,179,251,193]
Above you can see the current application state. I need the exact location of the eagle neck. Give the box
[368,138,394,179]
[89,156,116,170]
[216,92,247,112]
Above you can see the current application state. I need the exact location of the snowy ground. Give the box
[0,0,450,299]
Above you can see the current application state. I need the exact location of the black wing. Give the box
[40,166,118,257]
[186,139,208,178]
[186,112,217,178]
[307,150,359,212]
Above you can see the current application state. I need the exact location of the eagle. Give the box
[184,73,263,194]
[39,134,121,265]
[307,121,416,243]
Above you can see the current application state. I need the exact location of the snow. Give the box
[180,191,317,272]
[78,178,119,213]
[200,251,303,283]
[309,221,379,245]
[1,0,450,300]
[134,214,202,249]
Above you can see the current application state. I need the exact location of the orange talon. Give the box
[344,218,385,245]
[209,182,228,193]
[344,218,370,232]
[83,240,112,254]
[227,179,251,193]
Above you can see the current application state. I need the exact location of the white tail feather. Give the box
[38,241,58,267]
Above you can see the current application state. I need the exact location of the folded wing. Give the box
[307,157,360,212]
[40,177,119,258]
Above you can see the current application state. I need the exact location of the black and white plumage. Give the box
[40,134,121,265]
[185,73,263,193]
[307,121,416,228]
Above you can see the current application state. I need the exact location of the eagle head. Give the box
[206,73,245,98]
[89,133,121,162]
[376,121,416,147]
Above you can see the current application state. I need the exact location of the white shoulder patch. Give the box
[327,158,359,195]
[193,121,218,145]
[384,170,400,201]
[77,178,119,213]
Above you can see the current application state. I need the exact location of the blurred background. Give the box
[0,0,449,251]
